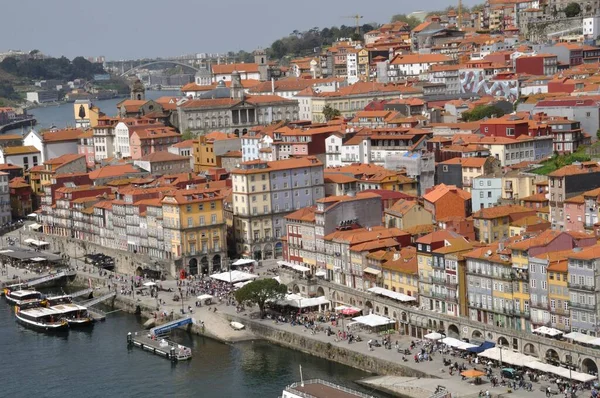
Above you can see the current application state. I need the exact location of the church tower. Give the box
[130,79,146,101]
[254,48,269,81]
[230,71,244,100]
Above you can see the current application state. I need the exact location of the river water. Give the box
[0,294,388,398]
[5,90,180,135]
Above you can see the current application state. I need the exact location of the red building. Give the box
[480,116,530,138]
[515,54,558,76]
[9,177,33,219]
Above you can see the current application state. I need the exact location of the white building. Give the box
[24,128,81,163]
[241,132,273,161]
[584,16,600,40]
[92,119,117,161]
[0,146,41,170]
[114,122,132,158]
[346,51,359,85]
[341,135,370,165]
[388,54,452,80]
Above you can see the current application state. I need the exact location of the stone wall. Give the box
[525,17,583,41]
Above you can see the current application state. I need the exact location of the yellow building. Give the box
[358,172,418,195]
[385,199,433,230]
[73,101,101,128]
[473,204,535,243]
[357,48,369,80]
[193,131,239,172]
[161,187,227,274]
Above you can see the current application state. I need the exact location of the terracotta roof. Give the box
[9,177,29,189]
[439,157,489,167]
[324,173,358,184]
[44,153,85,166]
[232,157,322,175]
[88,164,140,180]
[390,54,451,65]
[568,244,600,260]
[510,215,550,228]
[473,204,532,220]
[402,224,436,235]
[423,183,470,203]
[171,139,196,148]
[138,151,189,162]
[416,230,462,244]
[548,163,600,177]
[212,63,260,75]
[521,193,548,202]
[3,145,39,155]
[0,134,23,142]
[42,128,86,142]
[565,195,585,204]
[284,206,317,222]
[386,199,417,216]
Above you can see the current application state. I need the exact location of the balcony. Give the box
[551,307,569,316]
[431,276,458,287]
[568,283,596,292]
[569,301,596,310]
[530,301,548,310]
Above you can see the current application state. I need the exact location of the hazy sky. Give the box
[2,0,481,60]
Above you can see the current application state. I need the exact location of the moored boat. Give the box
[5,289,44,307]
[15,307,68,332]
[50,304,94,328]
[45,294,72,306]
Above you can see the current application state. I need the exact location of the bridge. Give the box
[70,287,93,299]
[150,316,193,336]
[27,270,76,287]
[81,291,116,307]
[118,60,200,77]
[284,270,600,378]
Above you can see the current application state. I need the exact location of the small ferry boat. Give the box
[45,294,72,306]
[15,307,68,332]
[5,289,44,307]
[50,304,94,328]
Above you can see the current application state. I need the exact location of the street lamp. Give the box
[566,354,573,384]
[499,345,503,367]
[179,287,185,314]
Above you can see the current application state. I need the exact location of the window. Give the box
[506,128,515,136]
[443,165,448,172]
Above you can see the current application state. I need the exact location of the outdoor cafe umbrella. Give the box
[461,369,486,378]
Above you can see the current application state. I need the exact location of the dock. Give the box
[80,291,116,307]
[127,331,192,362]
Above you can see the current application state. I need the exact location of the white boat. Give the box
[4,289,43,307]
[50,304,94,328]
[15,307,68,332]
[230,321,245,330]
[45,294,73,306]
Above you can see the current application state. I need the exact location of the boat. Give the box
[15,307,68,332]
[230,321,245,330]
[45,294,72,306]
[50,304,94,328]
[4,289,44,307]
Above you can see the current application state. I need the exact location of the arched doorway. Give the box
[545,349,560,364]
[188,258,198,275]
[212,255,221,273]
[582,358,598,374]
[274,242,283,258]
[200,257,209,275]
[497,336,509,347]
[401,312,407,322]
[472,330,483,340]
[263,243,273,259]
[135,266,143,276]
[317,287,325,296]
[523,343,537,356]
[292,284,300,294]
[448,324,460,338]
[365,301,373,313]
[253,246,262,260]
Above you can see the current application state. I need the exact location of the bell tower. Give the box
[130,79,146,101]
[254,48,269,81]
[230,71,244,100]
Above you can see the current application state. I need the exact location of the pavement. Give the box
[0,227,590,398]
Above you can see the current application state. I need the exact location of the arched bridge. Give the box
[120,61,200,77]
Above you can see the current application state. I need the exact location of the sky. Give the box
[1,0,481,60]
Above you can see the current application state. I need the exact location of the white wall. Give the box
[114,122,131,158]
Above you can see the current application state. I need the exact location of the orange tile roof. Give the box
[232,157,322,175]
[324,173,358,184]
[390,54,451,65]
[44,153,85,166]
[473,204,532,220]
[3,145,39,155]
[548,163,600,177]
[42,128,86,142]
[212,63,259,75]
[416,230,463,244]
[138,151,189,162]
[88,164,140,180]
[568,244,600,260]
[423,183,470,203]
[284,206,317,222]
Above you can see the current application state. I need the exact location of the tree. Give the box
[390,14,421,30]
[461,105,506,121]
[234,278,287,318]
[181,128,196,141]
[322,105,341,121]
[564,2,581,17]
[596,129,600,141]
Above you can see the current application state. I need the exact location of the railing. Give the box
[568,283,596,292]
[569,301,596,310]
[285,379,374,398]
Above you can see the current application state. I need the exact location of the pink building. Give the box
[77,130,95,167]
[564,195,585,232]
[129,126,182,160]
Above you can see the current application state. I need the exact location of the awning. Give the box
[315,270,326,277]
[532,326,563,337]
[363,267,382,275]
[210,270,258,284]
[30,257,46,262]
[234,280,252,289]
[467,341,495,353]
[23,238,49,247]
[143,282,156,287]
[352,314,395,327]
[197,294,214,301]
[27,213,37,218]
[232,259,255,266]
[479,347,538,366]
[28,223,42,231]
[424,332,444,341]
[274,294,330,309]
[367,286,417,302]
[277,260,310,273]
[564,331,598,345]
[335,305,362,315]
[441,337,477,350]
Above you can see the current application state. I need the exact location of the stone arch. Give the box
[274,242,283,258]
[200,257,209,275]
[317,287,325,297]
[242,128,248,134]
[292,284,300,294]
[253,246,262,260]
[581,358,598,375]
[263,243,273,259]
[365,300,373,313]
[350,297,356,306]
[401,312,408,322]
[393,311,397,320]
[523,343,537,356]
[212,255,221,273]
[375,306,380,314]
[448,324,460,338]
[545,348,560,363]
[384,307,389,316]
[188,258,198,275]
[497,336,509,346]
[472,329,483,340]
[135,266,143,276]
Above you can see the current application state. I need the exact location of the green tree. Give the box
[322,105,341,121]
[564,2,581,17]
[390,14,421,29]
[461,105,506,121]
[181,129,196,141]
[596,129,600,141]
[234,279,287,318]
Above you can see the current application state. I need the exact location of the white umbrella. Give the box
[143,282,157,287]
